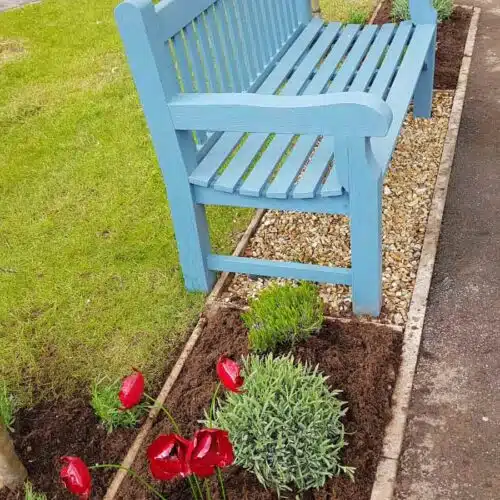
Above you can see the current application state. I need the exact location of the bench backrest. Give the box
[116,0,311,149]
[154,0,310,96]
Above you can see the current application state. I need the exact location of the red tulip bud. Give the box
[119,368,145,409]
[216,357,244,393]
[147,434,191,481]
[60,456,91,499]
[187,429,235,477]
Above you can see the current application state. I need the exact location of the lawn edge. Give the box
[369,7,481,500]
[103,209,265,500]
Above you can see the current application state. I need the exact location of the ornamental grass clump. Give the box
[243,283,324,353]
[392,0,454,21]
[211,354,354,494]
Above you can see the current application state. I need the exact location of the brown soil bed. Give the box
[0,400,140,500]
[374,3,472,90]
[117,307,402,500]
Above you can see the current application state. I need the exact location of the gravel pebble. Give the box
[222,92,454,326]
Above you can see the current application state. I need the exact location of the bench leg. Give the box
[413,32,436,118]
[170,195,216,292]
[350,171,383,317]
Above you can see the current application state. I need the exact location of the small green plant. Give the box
[0,381,16,432]
[210,355,354,494]
[91,376,145,433]
[24,482,47,500]
[242,283,324,353]
[392,0,454,22]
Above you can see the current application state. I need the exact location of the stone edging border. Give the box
[104,6,481,498]
[370,6,481,499]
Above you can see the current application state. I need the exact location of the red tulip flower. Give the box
[187,429,235,477]
[216,357,244,393]
[119,368,145,409]
[147,434,191,480]
[60,456,92,499]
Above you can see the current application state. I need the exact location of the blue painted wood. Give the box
[233,0,259,80]
[222,0,250,89]
[281,0,296,34]
[115,0,215,291]
[207,254,353,284]
[292,137,335,198]
[204,6,233,92]
[409,0,438,23]
[193,185,350,214]
[265,24,361,199]
[240,0,265,73]
[189,19,323,188]
[268,0,285,47]
[155,0,216,40]
[328,25,378,93]
[295,0,312,25]
[170,92,393,137]
[195,14,219,92]
[213,1,242,91]
[184,24,209,144]
[369,22,413,98]
[372,24,436,166]
[195,24,305,165]
[344,137,383,315]
[237,22,343,198]
[413,28,436,118]
[216,22,340,195]
[260,0,279,57]
[349,24,396,92]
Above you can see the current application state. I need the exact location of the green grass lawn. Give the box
[320,0,376,22]
[0,0,252,406]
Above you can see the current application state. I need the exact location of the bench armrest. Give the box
[168,93,393,138]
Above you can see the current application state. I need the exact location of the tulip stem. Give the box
[187,476,202,500]
[204,478,213,500]
[208,382,221,428]
[89,464,167,500]
[144,394,182,435]
[216,468,227,500]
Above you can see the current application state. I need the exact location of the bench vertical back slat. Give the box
[151,0,309,100]
[222,0,251,89]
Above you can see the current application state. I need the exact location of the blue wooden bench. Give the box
[115,0,437,316]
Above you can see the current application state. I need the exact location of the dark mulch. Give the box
[117,308,402,500]
[373,3,472,90]
[0,400,139,500]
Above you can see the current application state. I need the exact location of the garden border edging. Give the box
[370,7,481,499]
[104,7,480,499]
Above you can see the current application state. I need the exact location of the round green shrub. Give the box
[392,0,454,22]
[210,355,354,494]
[242,283,324,353]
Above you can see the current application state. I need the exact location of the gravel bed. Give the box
[222,92,453,326]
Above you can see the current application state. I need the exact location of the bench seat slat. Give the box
[372,24,436,167]
[214,22,340,194]
[292,137,336,198]
[265,24,361,199]
[189,19,323,188]
[349,24,396,92]
[272,25,378,200]
[235,23,343,197]
[368,22,413,98]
